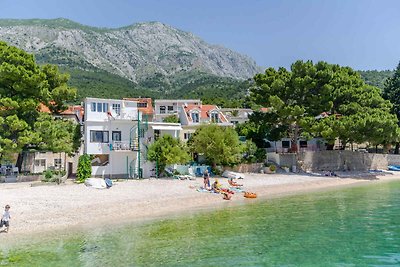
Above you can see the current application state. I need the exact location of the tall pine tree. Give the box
[383,61,400,154]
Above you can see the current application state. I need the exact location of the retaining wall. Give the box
[297,151,395,171]
[225,163,263,173]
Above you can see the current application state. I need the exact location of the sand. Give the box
[1,171,399,243]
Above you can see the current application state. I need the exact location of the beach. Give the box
[1,172,399,244]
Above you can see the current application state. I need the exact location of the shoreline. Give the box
[1,172,399,246]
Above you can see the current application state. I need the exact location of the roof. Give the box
[154,99,201,103]
[184,104,228,123]
[38,103,51,113]
[38,103,84,120]
[151,125,182,131]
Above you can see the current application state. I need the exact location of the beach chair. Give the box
[185,167,197,180]
[164,168,180,179]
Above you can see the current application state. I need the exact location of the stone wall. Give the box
[387,154,400,166]
[297,151,392,171]
[0,174,41,183]
[225,163,263,173]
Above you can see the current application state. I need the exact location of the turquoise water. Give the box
[1,181,400,266]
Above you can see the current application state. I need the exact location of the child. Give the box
[0,205,11,233]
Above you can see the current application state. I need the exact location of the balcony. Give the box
[109,140,139,151]
[109,107,141,121]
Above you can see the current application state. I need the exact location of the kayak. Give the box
[244,192,257,198]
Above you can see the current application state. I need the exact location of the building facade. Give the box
[179,103,233,141]
[154,99,201,122]
[84,97,145,178]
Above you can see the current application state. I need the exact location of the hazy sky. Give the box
[1,0,399,70]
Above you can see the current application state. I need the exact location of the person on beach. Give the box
[228,177,243,187]
[222,191,232,200]
[203,169,210,190]
[212,179,222,193]
[0,205,11,233]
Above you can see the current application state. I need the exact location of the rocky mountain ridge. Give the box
[0,18,261,83]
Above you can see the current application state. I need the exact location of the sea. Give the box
[1,180,399,266]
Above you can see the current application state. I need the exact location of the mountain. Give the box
[0,18,261,84]
[358,70,394,90]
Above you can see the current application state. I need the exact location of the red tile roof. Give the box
[184,104,228,123]
[38,103,84,119]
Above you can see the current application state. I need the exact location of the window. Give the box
[191,112,199,123]
[300,140,308,148]
[282,141,290,148]
[112,104,121,115]
[91,102,108,113]
[103,103,109,113]
[184,133,192,140]
[138,102,148,108]
[34,159,46,167]
[160,106,166,114]
[210,112,219,123]
[97,103,103,112]
[168,106,174,111]
[90,131,109,143]
[112,131,121,141]
[140,128,145,138]
[54,159,62,169]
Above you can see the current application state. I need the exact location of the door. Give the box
[68,162,73,177]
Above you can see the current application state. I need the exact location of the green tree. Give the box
[0,41,76,162]
[147,134,190,175]
[162,115,180,123]
[252,60,399,151]
[383,61,400,154]
[33,113,81,170]
[235,111,285,147]
[242,140,257,163]
[190,124,242,166]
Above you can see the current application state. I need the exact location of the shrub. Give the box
[77,154,92,182]
[44,170,53,180]
[269,165,277,172]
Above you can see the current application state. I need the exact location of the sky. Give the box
[1,0,399,70]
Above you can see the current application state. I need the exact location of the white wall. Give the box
[85,121,139,154]
[84,98,139,122]
[91,151,136,178]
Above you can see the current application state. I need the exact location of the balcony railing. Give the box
[109,140,139,151]
[109,107,141,121]
[110,141,130,151]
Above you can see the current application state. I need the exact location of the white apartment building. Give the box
[84,97,182,178]
[84,97,146,178]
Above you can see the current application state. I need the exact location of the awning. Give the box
[151,125,182,131]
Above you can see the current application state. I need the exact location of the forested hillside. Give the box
[63,67,251,106]
[358,70,394,89]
